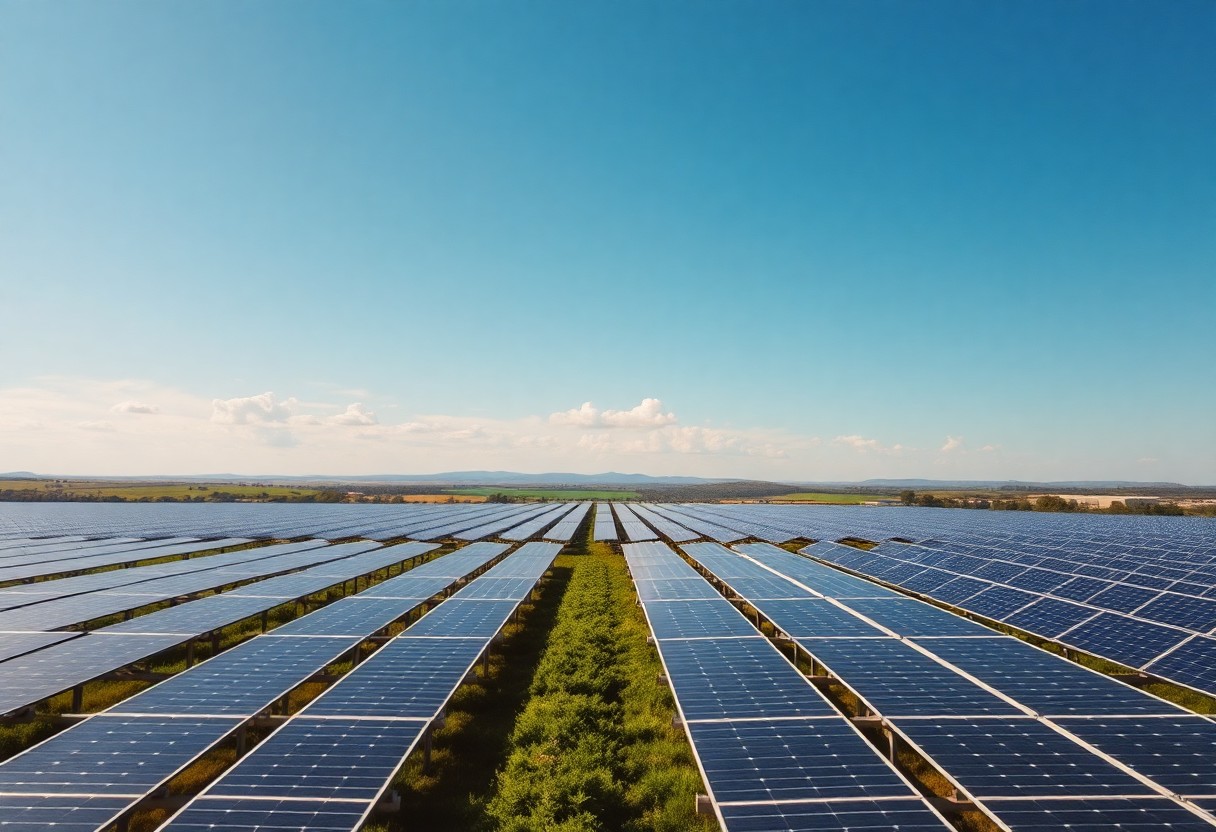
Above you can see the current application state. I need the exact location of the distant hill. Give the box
[841,479,1192,490]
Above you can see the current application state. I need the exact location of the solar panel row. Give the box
[159,541,560,832]
[624,541,952,832]
[0,541,510,832]
[682,541,1216,830]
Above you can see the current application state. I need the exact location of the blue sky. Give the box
[1,1,1213,482]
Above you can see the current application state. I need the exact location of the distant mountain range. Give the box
[1,471,1205,489]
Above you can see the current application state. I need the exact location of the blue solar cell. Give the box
[751,599,884,638]
[0,795,134,831]
[797,638,1019,717]
[900,568,957,594]
[204,718,425,801]
[303,636,485,719]
[920,638,1185,716]
[1003,568,1072,593]
[1055,717,1216,797]
[1088,584,1162,614]
[657,637,835,721]
[1003,597,1099,638]
[933,576,992,604]
[634,578,723,602]
[1062,613,1190,668]
[964,585,1038,619]
[407,599,519,638]
[0,715,239,795]
[690,719,914,803]
[979,797,1212,831]
[1145,636,1216,694]
[1135,594,1216,632]
[113,636,361,716]
[1053,576,1116,602]
[643,600,762,639]
[717,574,812,600]
[898,718,1153,798]
[161,796,368,831]
[717,798,948,831]
[840,598,992,637]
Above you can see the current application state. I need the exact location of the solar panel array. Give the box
[592,502,618,541]
[624,541,953,832]
[613,503,658,542]
[0,541,511,832]
[159,541,560,832]
[799,533,1216,698]
[0,541,445,717]
[681,541,1216,830]
[544,501,591,542]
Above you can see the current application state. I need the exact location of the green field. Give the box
[772,492,898,504]
[445,487,640,500]
[0,480,323,500]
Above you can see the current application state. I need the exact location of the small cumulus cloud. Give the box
[211,392,298,425]
[834,434,904,454]
[330,403,377,426]
[1137,457,1159,464]
[980,444,1000,452]
[940,436,964,453]
[111,401,159,415]
[550,398,677,430]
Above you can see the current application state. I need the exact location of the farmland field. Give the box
[767,491,897,504]
[445,486,641,500]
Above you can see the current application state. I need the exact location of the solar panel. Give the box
[732,598,883,638]
[643,600,766,640]
[159,795,369,831]
[690,719,915,803]
[841,597,993,637]
[407,599,521,638]
[634,577,724,602]
[1061,613,1191,668]
[0,631,80,663]
[1054,717,1216,797]
[973,796,1212,830]
[1004,598,1101,638]
[1144,636,1216,694]
[897,718,1153,798]
[111,636,361,717]
[717,798,950,832]
[270,597,425,637]
[201,717,426,801]
[796,638,1020,718]
[919,638,1185,717]
[0,715,240,795]
[657,637,836,721]
[301,636,485,719]
[0,795,136,830]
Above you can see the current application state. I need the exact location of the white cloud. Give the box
[834,434,904,454]
[330,403,377,426]
[211,392,298,425]
[550,398,677,429]
[940,435,964,453]
[980,444,1000,452]
[1137,456,1159,464]
[112,401,159,415]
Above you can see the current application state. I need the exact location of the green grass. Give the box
[770,492,898,504]
[445,487,641,500]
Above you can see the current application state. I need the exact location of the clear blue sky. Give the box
[1,0,1213,482]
